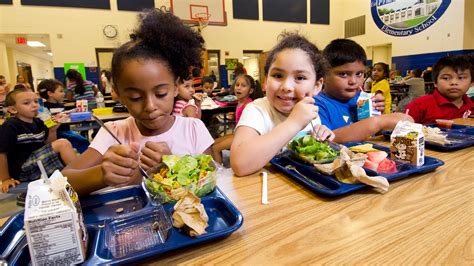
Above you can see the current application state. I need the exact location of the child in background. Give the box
[407,55,473,124]
[38,79,90,153]
[62,9,214,195]
[212,74,263,164]
[231,32,334,176]
[202,76,215,97]
[315,39,411,143]
[173,78,202,118]
[0,87,77,193]
[371,62,392,114]
[397,68,425,112]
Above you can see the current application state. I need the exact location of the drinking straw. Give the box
[261,171,269,205]
[36,160,50,184]
[403,108,410,121]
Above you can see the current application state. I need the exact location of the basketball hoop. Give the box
[195,12,211,32]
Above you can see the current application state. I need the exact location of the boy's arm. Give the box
[0,153,20,193]
[46,124,59,143]
[333,113,413,143]
[0,153,11,181]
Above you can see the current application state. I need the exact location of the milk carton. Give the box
[390,120,425,166]
[357,91,381,120]
[24,170,88,265]
[76,99,88,112]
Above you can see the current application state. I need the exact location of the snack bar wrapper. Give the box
[357,91,381,120]
[172,190,209,237]
[24,170,88,265]
[390,120,425,166]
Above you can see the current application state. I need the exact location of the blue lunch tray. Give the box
[270,142,444,197]
[1,186,243,265]
[381,124,474,151]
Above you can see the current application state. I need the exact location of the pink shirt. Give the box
[90,116,214,156]
[173,100,199,116]
[235,98,253,124]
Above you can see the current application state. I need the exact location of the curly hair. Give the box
[66,69,85,95]
[323,39,367,68]
[111,9,205,88]
[38,79,63,99]
[264,32,327,81]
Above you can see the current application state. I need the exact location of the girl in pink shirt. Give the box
[173,78,202,118]
[63,9,213,194]
[212,74,263,164]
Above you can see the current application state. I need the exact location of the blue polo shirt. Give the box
[314,91,359,130]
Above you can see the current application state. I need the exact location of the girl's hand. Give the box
[2,179,20,193]
[311,125,335,141]
[101,143,142,187]
[287,97,319,130]
[372,93,385,112]
[140,141,171,171]
[192,93,203,106]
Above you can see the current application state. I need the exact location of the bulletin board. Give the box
[117,0,154,11]
[225,59,239,70]
[64,63,86,80]
[21,0,110,9]
[263,0,306,23]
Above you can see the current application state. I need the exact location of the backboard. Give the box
[170,0,227,26]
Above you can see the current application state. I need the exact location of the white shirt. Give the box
[236,97,321,136]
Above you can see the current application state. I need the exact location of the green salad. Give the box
[288,135,339,163]
[144,154,217,203]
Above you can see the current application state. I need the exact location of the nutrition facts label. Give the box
[26,212,83,265]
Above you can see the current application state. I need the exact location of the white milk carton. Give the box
[24,170,88,265]
[357,91,381,120]
[390,120,425,166]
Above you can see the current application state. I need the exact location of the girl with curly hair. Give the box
[63,9,214,194]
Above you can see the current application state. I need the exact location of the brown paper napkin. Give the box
[172,191,209,236]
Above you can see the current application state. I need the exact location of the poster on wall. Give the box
[225,58,239,70]
[371,0,451,37]
[64,63,86,80]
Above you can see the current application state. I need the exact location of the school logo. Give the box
[371,0,451,37]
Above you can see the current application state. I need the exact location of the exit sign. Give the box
[16,37,27,45]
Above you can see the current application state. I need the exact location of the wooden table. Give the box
[1,119,473,264]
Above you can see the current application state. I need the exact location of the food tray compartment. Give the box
[3,187,243,265]
[80,186,149,224]
[381,124,474,151]
[271,142,444,197]
[0,212,25,257]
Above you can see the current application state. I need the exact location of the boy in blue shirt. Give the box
[315,39,411,142]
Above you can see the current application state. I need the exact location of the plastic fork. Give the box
[284,165,326,189]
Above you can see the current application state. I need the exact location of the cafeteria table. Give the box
[1,118,472,264]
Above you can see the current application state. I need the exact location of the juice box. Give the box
[24,170,88,265]
[390,120,425,166]
[357,91,381,120]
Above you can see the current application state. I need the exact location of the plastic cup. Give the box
[435,119,454,129]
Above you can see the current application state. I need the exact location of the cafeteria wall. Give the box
[344,0,472,71]
[0,0,472,80]
[0,0,343,76]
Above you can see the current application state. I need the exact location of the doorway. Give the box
[368,44,392,68]
[242,50,262,84]
[206,49,220,83]
[17,63,34,91]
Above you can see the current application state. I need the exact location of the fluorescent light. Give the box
[242,56,250,59]
[27,41,46,47]
[47,52,53,56]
